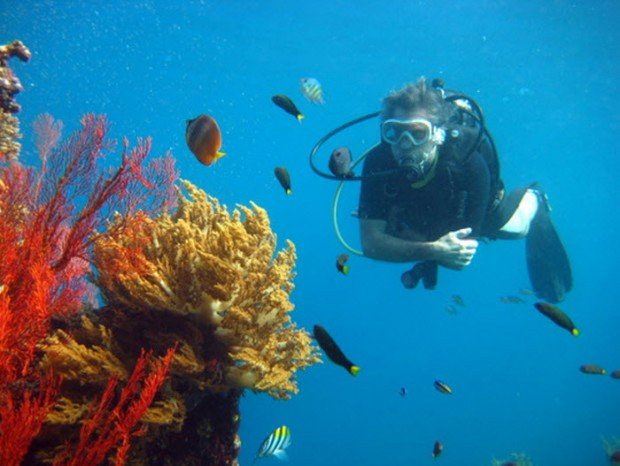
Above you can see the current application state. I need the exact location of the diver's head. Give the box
[380,77,454,180]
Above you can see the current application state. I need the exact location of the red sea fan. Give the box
[0,378,58,466]
[53,348,175,466]
[0,113,178,465]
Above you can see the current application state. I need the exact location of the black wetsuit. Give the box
[358,128,500,241]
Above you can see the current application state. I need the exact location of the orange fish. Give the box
[186,114,225,166]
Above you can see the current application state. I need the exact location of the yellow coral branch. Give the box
[93,180,320,399]
[38,327,128,385]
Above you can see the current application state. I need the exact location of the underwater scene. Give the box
[1,1,619,465]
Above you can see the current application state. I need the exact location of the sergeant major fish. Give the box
[300,77,324,104]
[253,425,291,463]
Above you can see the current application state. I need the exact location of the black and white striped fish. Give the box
[253,425,292,463]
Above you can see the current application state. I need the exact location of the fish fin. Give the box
[215,150,226,159]
[296,114,304,123]
[273,449,289,461]
[571,328,580,337]
[526,189,572,303]
[342,265,350,275]
[348,365,361,376]
[286,189,292,195]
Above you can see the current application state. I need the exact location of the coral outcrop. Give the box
[0,40,30,162]
[34,181,319,464]
[491,452,534,466]
[1,40,318,466]
[93,180,320,399]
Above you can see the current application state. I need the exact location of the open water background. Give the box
[2,1,619,464]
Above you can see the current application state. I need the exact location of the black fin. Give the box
[526,194,572,303]
[401,261,438,290]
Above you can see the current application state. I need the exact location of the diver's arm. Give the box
[360,219,477,268]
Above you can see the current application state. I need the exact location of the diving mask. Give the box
[381,118,445,146]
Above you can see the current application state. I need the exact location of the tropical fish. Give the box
[336,253,349,274]
[274,167,292,195]
[610,370,620,379]
[451,294,465,307]
[433,380,452,394]
[185,114,225,166]
[328,147,354,178]
[500,295,526,304]
[399,387,407,397]
[534,302,579,336]
[579,364,606,375]
[432,440,443,458]
[272,94,304,122]
[313,324,360,376]
[300,77,324,104]
[253,425,291,463]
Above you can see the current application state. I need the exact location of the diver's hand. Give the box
[433,228,478,270]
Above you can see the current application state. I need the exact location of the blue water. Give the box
[3,1,619,464]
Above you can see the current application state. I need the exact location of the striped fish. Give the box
[300,77,324,104]
[253,425,292,463]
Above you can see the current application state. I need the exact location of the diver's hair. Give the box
[381,77,455,124]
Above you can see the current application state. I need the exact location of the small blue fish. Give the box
[300,77,324,104]
[254,425,292,463]
[399,387,407,397]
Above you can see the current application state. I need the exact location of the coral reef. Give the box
[602,436,620,462]
[1,41,318,465]
[93,180,320,399]
[0,40,31,162]
[491,451,534,466]
[0,53,179,464]
[32,181,319,464]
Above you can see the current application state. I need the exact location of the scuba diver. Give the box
[310,76,572,303]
